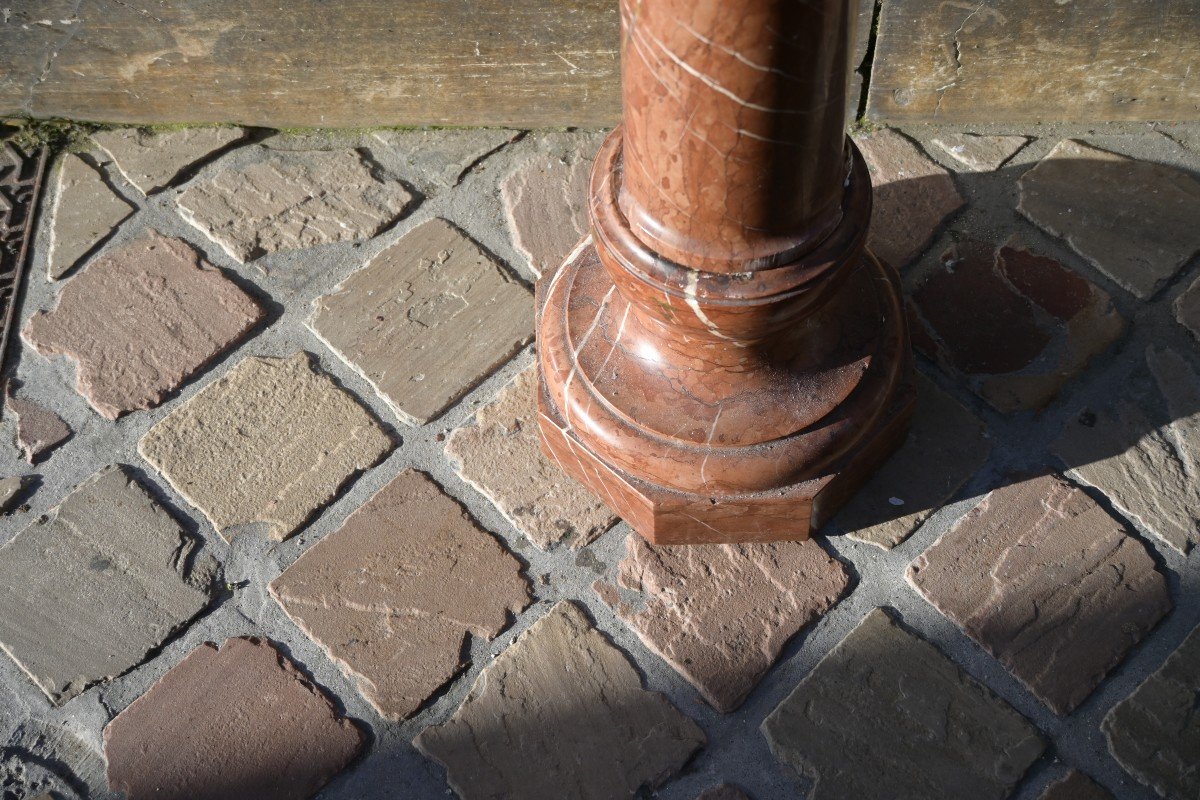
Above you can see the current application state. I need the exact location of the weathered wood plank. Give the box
[1,0,622,129]
[867,0,1200,123]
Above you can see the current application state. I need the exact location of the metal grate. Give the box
[0,133,48,382]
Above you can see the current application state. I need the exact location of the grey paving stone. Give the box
[138,352,394,542]
[309,218,533,425]
[839,374,991,549]
[7,394,71,463]
[1102,623,1200,799]
[1039,770,1114,800]
[91,127,245,195]
[371,128,519,192]
[761,608,1044,800]
[0,465,215,705]
[445,366,615,549]
[930,133,1029,172]
[908,473,1171,714]
[695,786,752,800]
[46,153,135,280]
[23,230,264,419]
[414,601,704,800]
[853,129,965,270]
[501,146,594,277]
[177,148,412,263]
[2,720,110,800]
[270,470,530,720]
[1173,273,1200,341]
[1054,345,1200,555]
[104,637,364,800]
[595,536,849,713]
[1018,139,1200,298]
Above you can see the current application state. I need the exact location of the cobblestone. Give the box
[91,127,244,195]
[46,153,134,280]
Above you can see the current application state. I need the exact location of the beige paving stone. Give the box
[1054,346,1200,554]
[414,601,704,800]
[176,149,412,263]
[762,608,1044,800]
[91,127,245,195]
[1018,140,1200,298]
[1174,273,1200,341]
[595,536,849,713]
[46,153,135,280]
[371,128,519,192]
[853,129,965,270]
[445,367,615,549]
[501,149,593,277]
[23,230,264,419]
[104,637,364,800]
[1103,623,1200,799]
[138,352,394,542]
[0,465,215,705]
[0,476,25,512]
[908,474,1171,714]
[695,786,751,800]
[930,133,1030,172]
[309,218,533,425]
[7,394,71,463]
[271,470,529,720]
[1040,770,1114,800]
[839,374,991,549]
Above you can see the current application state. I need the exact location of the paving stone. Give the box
[695,786,751,800]
[1102,623,1200,799]
[930,133,1030,172]
[1039,770,1114,800]
[138,352,394,542]
[445,367,615,549]
[271,469,529,720]
[7,395,71,463]
[594,536,849,713]
[1173,273,1200,340]
[91,127,244,195]
[46,153,135,280]
[909,238,1126,412]
[0,475,24,512]
[1053,345,1200,554]
[0,465,215,705]
[2,720,108,800]
[104,636,364,800]
[501,149,593,278]
[414,601,704,800]
[907,473,1171,714]
[309,218,533,425]
[838,374,991,549]
[371,128,519,192]
[853,129,965,270]
[23,230,264,419]
[761,608,1044,800]
[1018,139,1200,298]
[176,149,412,263]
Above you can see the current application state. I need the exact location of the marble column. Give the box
[536,0,915,544]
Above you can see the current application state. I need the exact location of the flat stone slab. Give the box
[1174,274,1200,340]
[1040,771,1114,800]
[1103,623,1200,799]
[414,601,704,800]
[104,636,364,800]
[853,129,965,270]
[930,133,1029,172]
[177,148,412,263]
[371,128,518,192]
[139,352,394,542]
[1053,346,1200,554]
[595,536,849,713]
[695,786,751,800]
[0,465,214,705]
[0,475,25,512]
[91,127,244,194]
[908,473,1171,714]
[46,153,134,280]
[501,146,594,277]
[909,238,1126,412]
[838,373,991,549]
[7,393,71,463]
[309,218,533,425]
[762,608,1044,800]
[1018,139,1200,298]
[271,469,529,720]
[445,367,615,549]
[23,230,264,419]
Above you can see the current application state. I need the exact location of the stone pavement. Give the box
[0,121,1197,800]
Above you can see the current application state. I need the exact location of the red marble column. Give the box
[536,0,915,544]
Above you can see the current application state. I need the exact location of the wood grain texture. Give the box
[867,0,1200,123]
